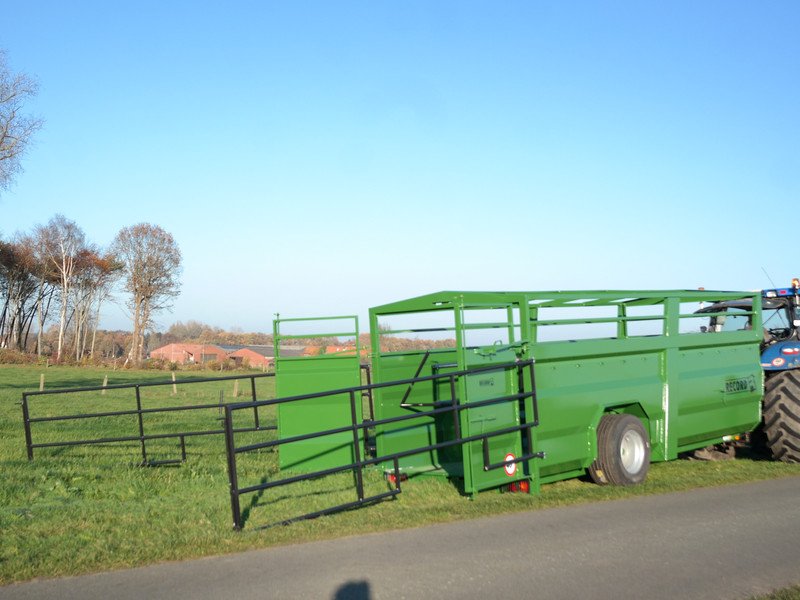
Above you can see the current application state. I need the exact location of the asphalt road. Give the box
[3,476,800,600]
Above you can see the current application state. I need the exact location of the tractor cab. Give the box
[696,299,757,333]
[760,283,800,345]
[695,279,800,370]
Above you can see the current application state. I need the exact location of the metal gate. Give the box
[461,344,535,494]
[223,359,542,530]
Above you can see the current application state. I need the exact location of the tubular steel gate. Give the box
[21,372,276,466]
[223,359,542,530]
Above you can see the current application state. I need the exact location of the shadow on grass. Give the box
[678,438,774,463]
[239,469,400,530]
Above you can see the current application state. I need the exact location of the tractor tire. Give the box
[763,371,800,463]
[588,414,651,486]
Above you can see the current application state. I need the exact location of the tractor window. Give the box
[763,308,790,331]
[719,308,751,332]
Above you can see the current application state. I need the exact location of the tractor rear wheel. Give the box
[588,414,651,486]
[763,371,800,463]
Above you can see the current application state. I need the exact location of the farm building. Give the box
[149,343,307,367]
[149,343,227,364]
[226,346,274,369]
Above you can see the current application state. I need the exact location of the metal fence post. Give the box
[449,374,461,439]
[135,385,147,464]
[250,376,260,429]
[361,364,375,421]
[21,393,34,460]
[223,405,242,530]
[349,391,365,501]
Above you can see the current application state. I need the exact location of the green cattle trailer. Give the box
[369,290,763,494]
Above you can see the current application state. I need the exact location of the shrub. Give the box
[201,360,235,372]
[143,358,174,371]
[0,349,37,365]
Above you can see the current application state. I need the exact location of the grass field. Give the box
[751,586,800,600]
[2,363,800,585]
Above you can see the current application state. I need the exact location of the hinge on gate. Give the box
[473,341,528,358]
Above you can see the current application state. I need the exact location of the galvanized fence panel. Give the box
[21,372,276,465]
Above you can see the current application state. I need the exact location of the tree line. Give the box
[0,52,183,364]
[0,215,181,364]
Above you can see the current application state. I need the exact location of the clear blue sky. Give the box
[2,2,799,332]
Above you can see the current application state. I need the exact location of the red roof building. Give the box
[149,343,305,367]
[228,347,274,369]
[149,343,228,364]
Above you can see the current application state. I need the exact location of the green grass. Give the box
[749,586,800,600]
[2,363,800,585]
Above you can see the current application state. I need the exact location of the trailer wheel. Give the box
[588,414,650,486]
[763,371,800,463]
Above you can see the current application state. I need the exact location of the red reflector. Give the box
[387,472,408,484]
[507,480,530,493]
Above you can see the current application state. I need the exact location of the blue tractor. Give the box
[696,280,800,462]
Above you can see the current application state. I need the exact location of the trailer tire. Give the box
[588,414,650,486]
[763,371,800,463]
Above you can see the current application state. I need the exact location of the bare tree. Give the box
[89,252,122,359]
[71,247,98,360]
[70,247,122,360]
[0,49,43,193]
[0,238,37,350]
[112,224,182,364]
[0,231,59,354]
[27,229,59,357]
[37,215,86,361]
